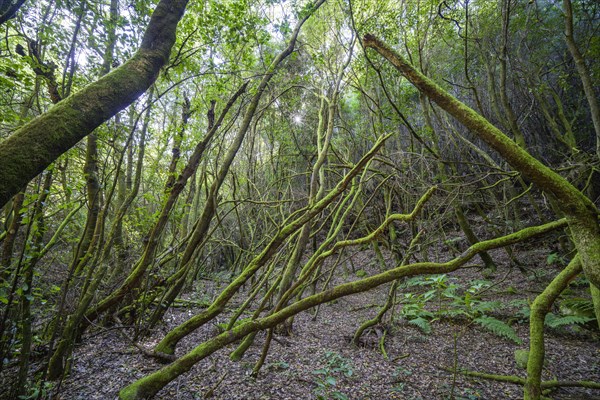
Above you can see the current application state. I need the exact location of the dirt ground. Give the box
[2,243,599,400]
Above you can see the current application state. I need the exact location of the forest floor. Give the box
[3,233,600,400]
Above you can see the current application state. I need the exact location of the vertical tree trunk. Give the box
[563,0,600,159]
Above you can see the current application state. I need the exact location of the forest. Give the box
[0,0,598,398]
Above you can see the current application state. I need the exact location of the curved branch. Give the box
[119,218,567,400]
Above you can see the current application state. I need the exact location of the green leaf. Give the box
[514,349,529,369]
[408,317,431,334]
[474,316,522,344]
[544,313,593,328]
[546,252,561,265]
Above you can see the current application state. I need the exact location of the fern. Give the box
[443,308,471,319]
[471,300,502,314]
[474,316,522,344]
[544,313,593,328]
[408,317,431,334]
[560,297,595,317]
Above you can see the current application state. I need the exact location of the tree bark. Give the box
[563,0,600,159]
[362,33,600,291]
[0,0,27,26]
[0,0,190,208]
[524,255,582,400]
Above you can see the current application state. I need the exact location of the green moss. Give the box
[123,220,568,398]
[515,349,529,369]
[355,269,368,278]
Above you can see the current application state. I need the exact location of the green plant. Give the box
[267,360,290,371]
[560,297,596,319]
[544,313,593,329]
[391,382,405,392]
[456,387,482,400]
[312,351,353,400]
[516,300,595,330]
[398,277,523,343]
[514,349,529,369]
[355,269,368,278]
[390,366,412,393]
[474,316,522,344]
[546,252,566,266]
[398,292,435,334]
[18,381,54,400]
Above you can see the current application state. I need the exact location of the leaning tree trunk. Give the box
[362,33,600,294]
[0,0,190,208]
[119,216,565,399]
[80,83,246,333]
[363,32,600,398]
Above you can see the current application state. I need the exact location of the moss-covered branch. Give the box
[120,219,566,399]
[443,367,600,390]
[362,34,600,290]
[154,133,392,355]
[525,255,582,400]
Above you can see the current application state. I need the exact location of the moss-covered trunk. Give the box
[524,255,582,400]
[362,33,600,290]
[154,132,390,355]
[82,83,246,331]
[0,0,190,208]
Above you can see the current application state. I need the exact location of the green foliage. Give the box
[544,314,593,329]
[391,366,412,393]
[398,276,525,344]
[560,297,596,318]
[312,351,352,400]
[546,252,566,266]
[473,316,522,345]
[355,269,368,278]
[453,387,483,400]
[267,360,289,371]
[17,381,54,399]
[516,297,597,331]
[514,349,529,369]
[407,317,431,334]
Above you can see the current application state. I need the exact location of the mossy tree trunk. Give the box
[362,33,600,291]
[40,0,191,380]
[153,132,390,356]
[151,0,328,353]
[80,83,246,333]
[524,255,582,400]
[16,170,53,396]
[0,0,190,208]
[563,0,600,159]
[364,32,600,398]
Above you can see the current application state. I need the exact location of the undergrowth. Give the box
[396,274,596,343]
